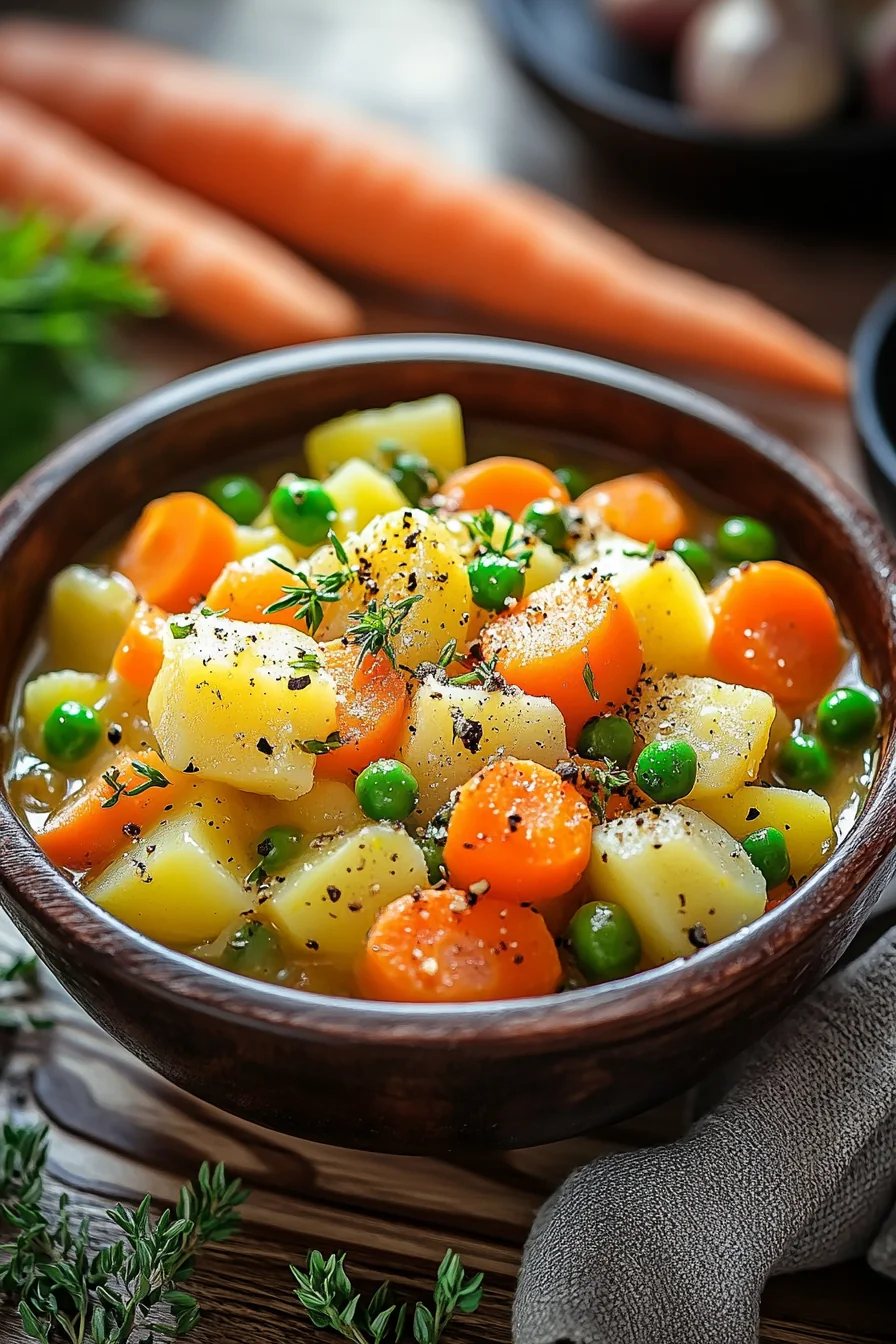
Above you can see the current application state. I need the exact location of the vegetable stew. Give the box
[5,395,880,1002]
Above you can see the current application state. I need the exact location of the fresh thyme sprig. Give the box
[581,761,632,823]
[264,532,353,635]
[291,1248,483,1344]
[101,762,170,810]
[346,596,422,669]
[449,653,504,692]
[466,509,532,565]
[0,1126,246,1344]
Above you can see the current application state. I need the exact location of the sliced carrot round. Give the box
[480,572,642,740]
[709,560,843,710]
[443,758,592,904]
[38,750,184,873]
[205,550,299,627]
[315,641,408,785]
[117,491,237,613]
[577,472,687,549]
[360,887,562,1002]
[111,601,168,695]
[440,456,569,520]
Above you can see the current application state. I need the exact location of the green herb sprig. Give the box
[581,761,631,823]
[101,762,170,810]
[0,1122,245,1344]
[0,954,51,1034]
[346,596,422,669]
[466,509,532,565]
[299,731,343,757]
[449,654,504,692]
[264,533,352,635]
[291,1248,483,1344]
[0,212,161,489]
[582,662,599,702]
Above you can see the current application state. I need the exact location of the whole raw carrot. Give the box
[0,87,359,348]
[0,19,846,396]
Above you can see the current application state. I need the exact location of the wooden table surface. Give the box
[3,1,896,1341]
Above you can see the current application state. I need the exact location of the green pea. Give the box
[270,477,337,546]
[356,758,420,822]
[554,464,589,499]
[742,826,790,888]
[671,537,715,585]
[777,732,832,790]
[223,921,284,980]
[43,701,102,764]
[388,452,439,507]
[817,687,879,748]
[467,552,526,611]
[717,516,776,564]
[634,739,697,803]
[253,825,303,874]
[521,499,569,550]
[568,901,641,984]
[577,715,635,767]
[204,474,265,526]
[421,801,453,885]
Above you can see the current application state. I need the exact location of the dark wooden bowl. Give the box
[1,334,895,1154]
[853,280,896,535]
[482,0,896,229]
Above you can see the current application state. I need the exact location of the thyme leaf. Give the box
[346,595,422,669]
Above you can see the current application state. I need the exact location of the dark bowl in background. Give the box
[1,334,896,1154]
[482,0,896,229]
[853,281,896,534]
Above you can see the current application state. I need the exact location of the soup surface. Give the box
[5,395,880,1001]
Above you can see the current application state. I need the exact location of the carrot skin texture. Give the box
[0,20,846,396]
[0,87,359,349]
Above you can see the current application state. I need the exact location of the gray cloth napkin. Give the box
[514,926,896,1344]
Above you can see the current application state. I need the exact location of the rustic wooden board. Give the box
[2,1,895,1340]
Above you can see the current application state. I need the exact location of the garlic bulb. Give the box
[676,0,847,132]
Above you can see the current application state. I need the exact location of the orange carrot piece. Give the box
[38,750,183,873]
[709,560,844,710]
[440,457,568,519]
[480,573,643,740]
[315,642,408,785]
[442,759,592,904]
[0,21,846,397]
[205,551,300,627]
[0,87,358,349]
[117,492,237,613]
[111,600,167,694]
[360,887,562,1003]
[578,472,688,549]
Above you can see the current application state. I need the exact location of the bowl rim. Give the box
[852,279,896,497]
[2,331,896,1046]
[482,0,896,156]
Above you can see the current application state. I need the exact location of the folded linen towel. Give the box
[514,926,896,1344]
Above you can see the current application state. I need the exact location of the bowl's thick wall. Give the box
[1,335,895,1152]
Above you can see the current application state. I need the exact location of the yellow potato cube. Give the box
[318,508,473,665]
[148,616,338,799]
[306,394,465,480]
[49,565,137,675]
[324,458,407,536]
[399,675,568,822]
[636,673,775,801]
[574,535,712,676]
[87,785,255,946]
[234,524,282,560]
[588,804,766,966]
[22,671,107,754]
[266,823,427,959]
[696,786,834,881]
[271,778,366,836]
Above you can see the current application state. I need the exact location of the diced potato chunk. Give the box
[306,394,465,480]
[265,823,427,959]
[148,616,337,799]
[318,508,473,665]
[49,565,137,675]
[399,675,568,822]
[272,778,366,836]
[696,786,834,881]
[86,785,255,945]
[571,535,712,676]
[234,524,282,560]
[636,673,775,801]
[23,671,107,753]
[443,511,566,598]
[324,458,407,536]
[588,804,766,965]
